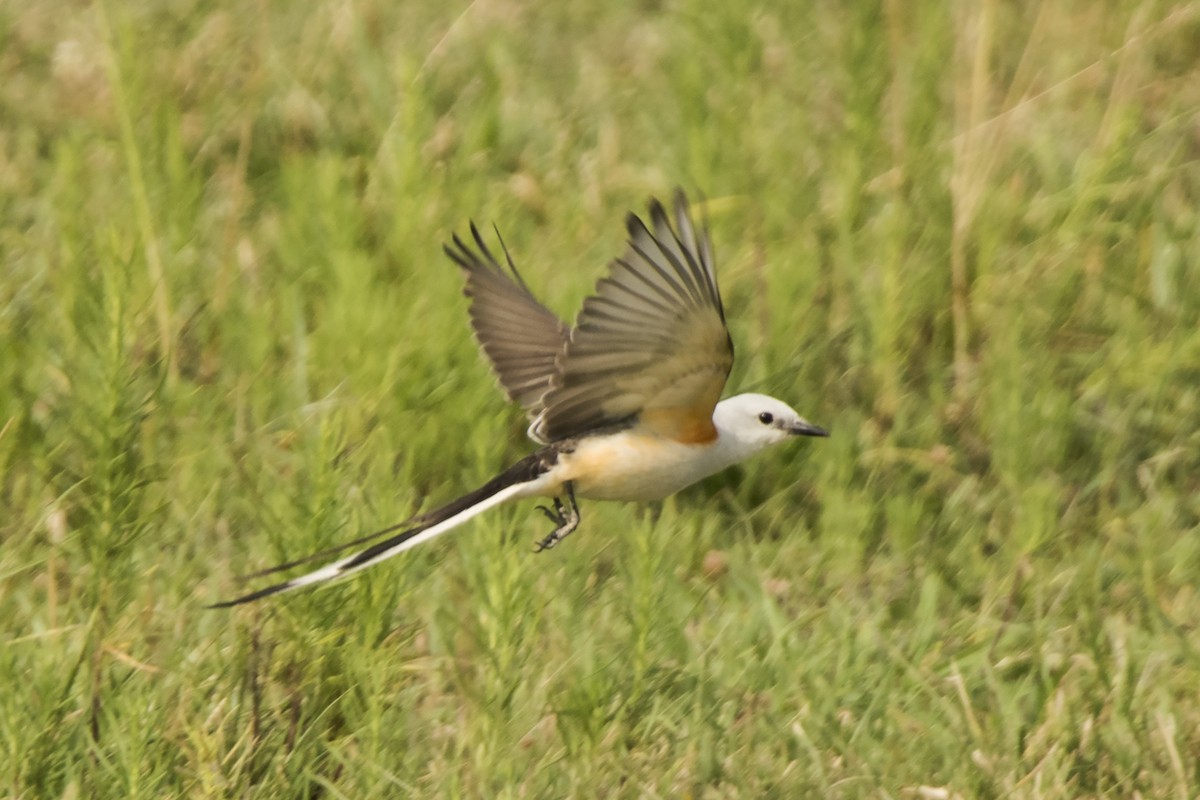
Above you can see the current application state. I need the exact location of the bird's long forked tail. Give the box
[209,452,553,607]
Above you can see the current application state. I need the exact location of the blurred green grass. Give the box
[2,0,1198,796]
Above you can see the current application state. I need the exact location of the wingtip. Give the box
[672,187,690,211]
[445,221,509,279]
[674,188,700,232]
[468,220,494,263]
[624,209,646,238]
[647,196,669,226]
[445,230,476,269]
[628,191,689,238]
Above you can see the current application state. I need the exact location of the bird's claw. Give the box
[533,484,579,553]
[535,498,566,524]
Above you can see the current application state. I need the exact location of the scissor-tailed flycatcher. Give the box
[213,190,827,607]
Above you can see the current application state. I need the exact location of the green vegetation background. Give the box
[2,0,1198,796]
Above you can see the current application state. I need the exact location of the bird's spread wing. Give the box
[444,224,569,414]
[532,191,734,443]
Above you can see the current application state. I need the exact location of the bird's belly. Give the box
[556,432,722,502]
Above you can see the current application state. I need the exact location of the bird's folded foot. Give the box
[533,482,579,552]
[535,497,566,524]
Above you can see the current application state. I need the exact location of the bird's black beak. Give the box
[788,420,829,438]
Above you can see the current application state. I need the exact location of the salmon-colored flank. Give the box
[639,406,719,444]
[636,371,724,445]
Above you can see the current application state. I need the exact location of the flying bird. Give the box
[213,190,827,607]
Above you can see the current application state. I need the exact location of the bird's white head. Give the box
[712,392,828,462]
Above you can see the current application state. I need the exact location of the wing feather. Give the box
[444,224,569,413]
[532,191,734,443]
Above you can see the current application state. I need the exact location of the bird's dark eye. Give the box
[758,412,774,425]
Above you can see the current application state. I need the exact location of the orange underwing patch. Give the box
[639,406,719,444]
